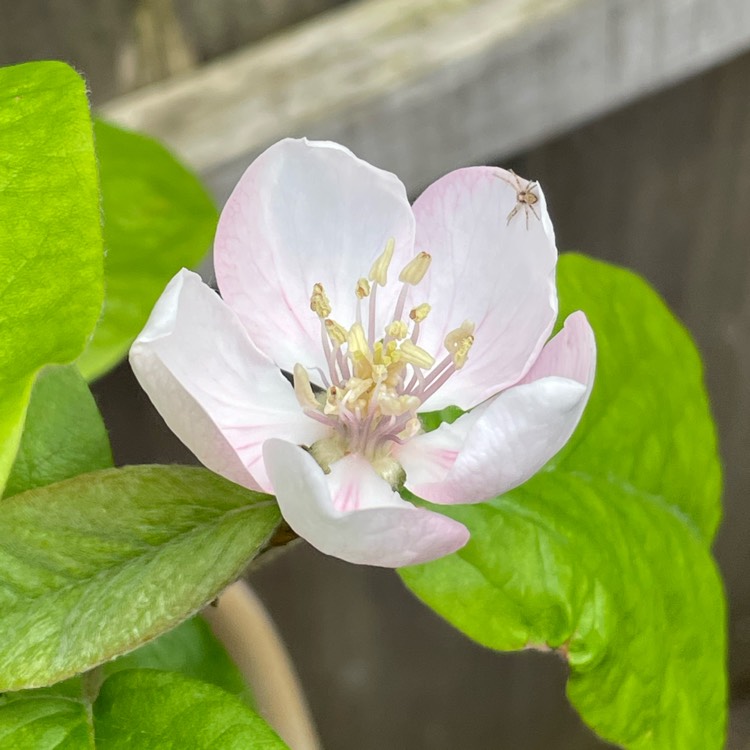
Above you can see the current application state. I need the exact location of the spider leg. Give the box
[506,204,520,224]
[495,170,515,188]
[530,203,542,222]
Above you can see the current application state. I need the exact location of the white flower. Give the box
[130,139,595,568]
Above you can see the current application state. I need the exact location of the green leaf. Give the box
[0,696,92,750]
[78,120,217,381]
[0,669,281,750]
[0,61,104,491]
[3,365,113,498]
[104,617,247,699]
[400,255,726,749]
[550,253,721,541]
[93,670,286,749]
[0,466,280,690]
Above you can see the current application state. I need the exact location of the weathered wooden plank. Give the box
[102,0,750,200]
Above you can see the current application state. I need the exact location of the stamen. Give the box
[379,393,421,416]
[399,340,436,369]
[399,252,431,285]
[319,319,340,384]
[392,283,410,325]
[355,278,371,299]
[367,283,378,345]
[409,303,431,323]
[369,238,395,286]
[444,320,476,367]
[347,322,369,358]
[385,320,408,340]
[325,319,347,347]
[409,304,430,344]
[310,282,331,318]
[304,242,476,473]
[293,364,320,411]
[453,335,474,369]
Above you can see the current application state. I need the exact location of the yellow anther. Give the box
[355,277,371,299]
[409,303,431,323]
[325,319,347,347]
[310,282,331,318]
[379,393,421,417]
[444,320,476,369]
[453,335,474,369]
[386,320,408,340]
[347,322,370,357]
[399,340,436,369]
[368,237,395,285]
[444,320,475,351]
[293,364,319,411]
[399,252,432,285]
[373,339,398,367]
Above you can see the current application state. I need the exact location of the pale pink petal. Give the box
[401,312,595,503]
[129,269,328,492]
[412,167,558,411]
[263,439,470,567]
[214,138,415,377]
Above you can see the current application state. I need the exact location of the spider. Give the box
[496,169,541,230]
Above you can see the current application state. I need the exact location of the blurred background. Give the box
[3,0,749,747]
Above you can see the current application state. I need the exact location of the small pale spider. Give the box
[496,170,541,230]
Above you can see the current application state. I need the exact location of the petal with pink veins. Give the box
[400,311,596,503]
[412,167,558,411]
[214,138,416,379]
[263,439,470,567]
[129,269,328,492]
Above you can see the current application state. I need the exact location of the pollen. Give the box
[386,320,408,340]
[310,282,331,318]
[399,252,432,285]
[444,320,476,368]
[355,277,371,299]
[409,303,431,323]
[325,319,348,347]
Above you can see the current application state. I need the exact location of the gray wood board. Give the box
[101,0,750,203]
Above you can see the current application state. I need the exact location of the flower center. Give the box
[293,238,475,483]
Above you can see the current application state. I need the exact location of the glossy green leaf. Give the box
[0,466,280,690]
[3,365,113,498]
[93,670,286,749]
[78,120,217,380]
[550,253,721,541]
[104,616,247,699]
[401,254,726,749]
[0,61,104,490]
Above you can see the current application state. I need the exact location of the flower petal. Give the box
[214,138,416,377]
[412,167,558,410]
[129,269,327,492]
[263,439,470,567]
[401,312,595,503]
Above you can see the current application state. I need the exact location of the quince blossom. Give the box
[129,138,595,568]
